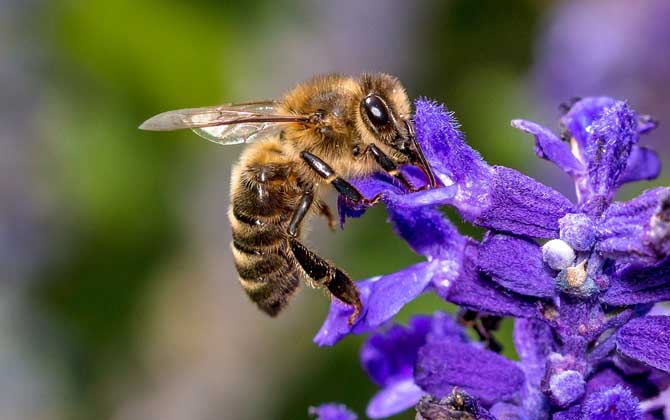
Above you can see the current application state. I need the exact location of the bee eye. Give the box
[363,95,390,127]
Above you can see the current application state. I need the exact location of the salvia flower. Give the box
[310,96,670,419]
[308,403,358,420]
[533,0,670,158]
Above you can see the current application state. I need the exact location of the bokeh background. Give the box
[2,0,668,419]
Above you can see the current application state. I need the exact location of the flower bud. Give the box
[542,239,575,270]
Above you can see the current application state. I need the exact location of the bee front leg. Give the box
[363,143,418,192]
[286,190,362,324]
[300,151,381,206]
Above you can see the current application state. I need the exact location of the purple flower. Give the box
[512,97,662,211]
[512,98,669,297]
[308,403,357,420]
[533,0,670,159]
[582,385,642,420]
[312,97,669,419]
[359,312,526,418]
[360,313,467,418]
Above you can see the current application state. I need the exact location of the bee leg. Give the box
[289,236,362,325]
[300,151,381,206]
[458,309,503,353]
[287,190,314,237]
[316,200,337,231]
[286,191,362,325]
[364,144,417,192]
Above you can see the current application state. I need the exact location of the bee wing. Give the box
[139,101,309,145]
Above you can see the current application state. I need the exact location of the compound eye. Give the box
[363,95,391,127]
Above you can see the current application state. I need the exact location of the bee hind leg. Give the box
[287,191,362,324]
[289,237,362,325]
[458,309,503,353]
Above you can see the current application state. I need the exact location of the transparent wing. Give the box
[139,101,309,145]
[192,120,285,145]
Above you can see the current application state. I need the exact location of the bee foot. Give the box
[347,304,362,327]
[361,193,383,207]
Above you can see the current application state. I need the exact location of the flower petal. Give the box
[478,233,556,297]
[414,98,491,190]
[336,173,400,227]
[415,339,525,406]
[437,242,540,318]
[473,166,574,238]
[561,96,617,153]
[309,403,358,420]
[489,402,527,420]
[425,311,470,344]
[386,204,466,261]
[440,272,539,319]
[597,187,670,265]
[514,318,555,387]
[552,405,582,420]
[512,318,553,417]
[603,257,670,306]
[366,378,423,419]
[582,100,640,206]
[365,262,436,327]
[587,365,670,401]
[313,278,375,346]
[360,316,432,386]
[511,118,583,175]
[314,261,447,346]
[620,146,662,184]
[361,314,467,418]
[617,316,670,373]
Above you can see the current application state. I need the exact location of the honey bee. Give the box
[139,73,435,324]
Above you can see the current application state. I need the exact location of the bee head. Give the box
[356,73,436,187]
[356,73,411,146]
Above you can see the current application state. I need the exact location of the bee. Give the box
[139,73,435,324]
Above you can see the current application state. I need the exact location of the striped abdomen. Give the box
[228,160,304,316]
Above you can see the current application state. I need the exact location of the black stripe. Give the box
[233,239,262,256]
[232,206,262,226]
[235,253,286,280]
[232,227,284,248]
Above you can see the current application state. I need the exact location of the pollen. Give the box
[565,260,587,289]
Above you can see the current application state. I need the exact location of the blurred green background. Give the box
[2,0,667,419]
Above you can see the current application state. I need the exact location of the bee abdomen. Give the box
[231,224,285,248]
[233,250,287,280]
[232,241,300,316]
[229,154,303,317]
[229,203,291,248]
